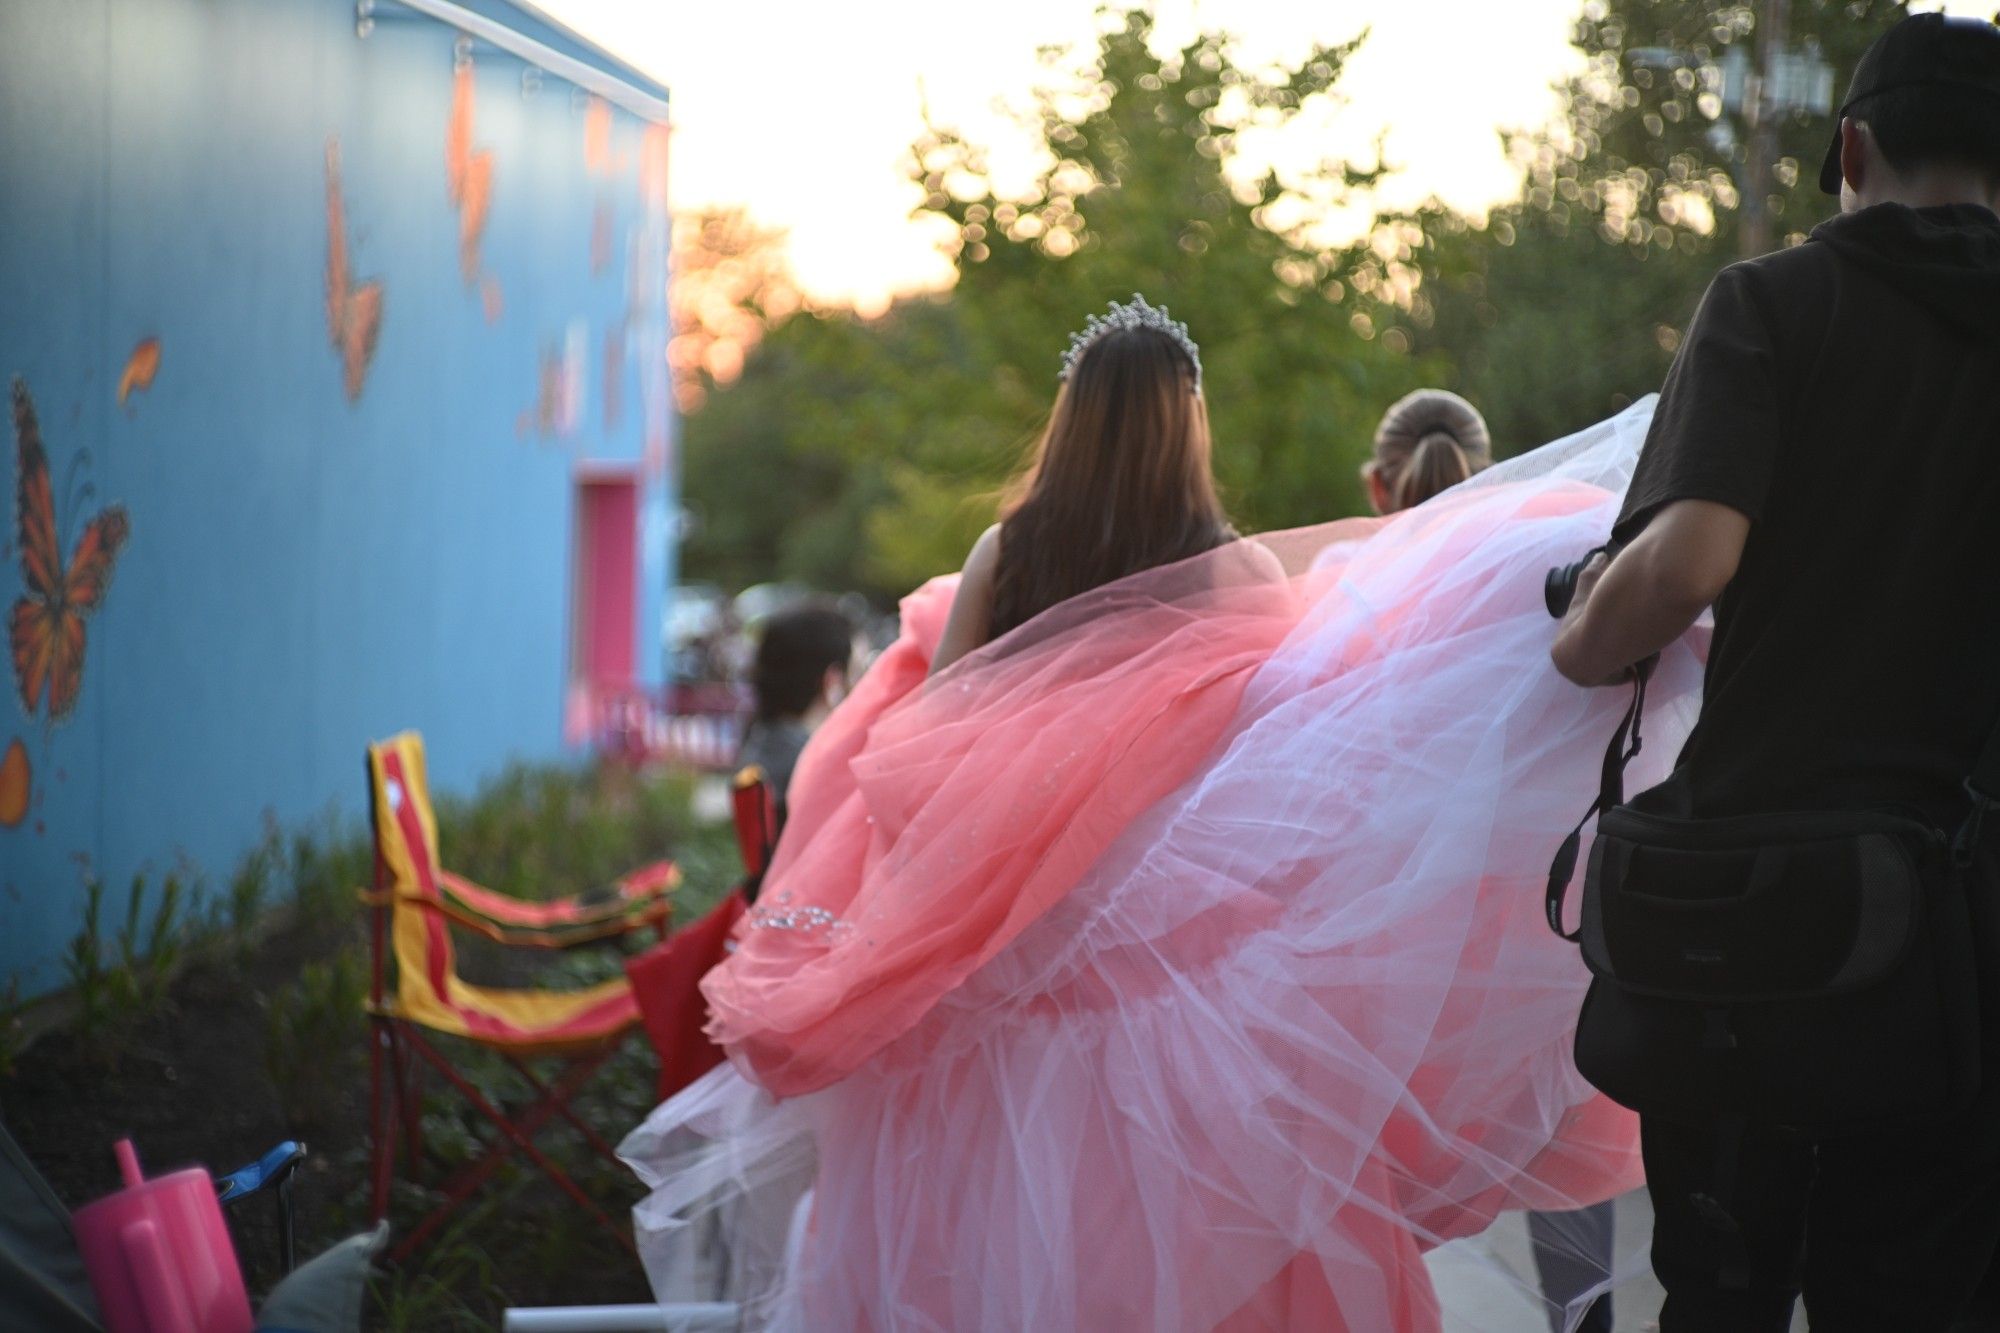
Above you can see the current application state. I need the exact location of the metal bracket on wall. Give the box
[354,0,670,125]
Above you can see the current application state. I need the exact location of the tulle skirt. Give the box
[622,399,1704,1331]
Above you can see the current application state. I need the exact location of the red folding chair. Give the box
[362,732,677,1262]
[625,766,779,1101]
[730,764,779,902]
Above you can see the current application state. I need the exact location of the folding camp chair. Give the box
[362,732,679,1263]
[514,768,784,1331]
[729,765,778,904]
[623,765,778,1104]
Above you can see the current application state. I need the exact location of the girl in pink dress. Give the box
[622,298,1705,1331]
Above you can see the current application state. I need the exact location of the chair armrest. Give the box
[414,866,677,950]
[216,1140,305,1205]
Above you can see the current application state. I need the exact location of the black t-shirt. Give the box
[1615,203,2000,822]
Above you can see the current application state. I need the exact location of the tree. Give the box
[1401,0,1905,453]
[668,207,803,413]
[1548,0,1904,258]
[681,7,1431,598]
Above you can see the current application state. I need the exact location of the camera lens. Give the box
[1545,545,1608,619]
[1545,561,1583,619]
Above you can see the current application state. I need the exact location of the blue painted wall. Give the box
[0,0,674,995]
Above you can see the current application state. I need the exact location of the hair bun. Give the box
[1374,389,1492,460]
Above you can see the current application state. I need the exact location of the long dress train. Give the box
[621,398,1703,1331]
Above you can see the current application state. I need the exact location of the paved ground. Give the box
[1429,1190,1808,1332]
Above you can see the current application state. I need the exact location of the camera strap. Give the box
[1956,704,2000,867]
[1544,664,1650,942]
[1546,661,2000,939]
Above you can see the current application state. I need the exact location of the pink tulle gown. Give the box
[622,400,1706,1332]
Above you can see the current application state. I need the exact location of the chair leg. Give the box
[398,1040,426,1172]
[391,1051,606,1261]
[387,1026,424,1179]
[503,1052,627,1170]
[368,1019,399,1226]
[392,1032,635,1262]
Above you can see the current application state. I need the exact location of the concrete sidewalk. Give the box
[1428,1191,1808,1332]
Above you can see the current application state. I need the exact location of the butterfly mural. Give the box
[325,140,385,402]
[583,97,614,177]
[10,378,129,726]
[117,338,161,411]
[446,61,496,290]
[591,200,613,275]
[0,736,27,828]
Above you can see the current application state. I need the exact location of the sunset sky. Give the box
[539,0,1986,314]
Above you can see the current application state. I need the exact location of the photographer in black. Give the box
[1549,15,2000,1329]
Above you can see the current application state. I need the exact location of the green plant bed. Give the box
[3,758,738,1328]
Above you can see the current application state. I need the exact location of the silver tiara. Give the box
[1058,293,1203,392]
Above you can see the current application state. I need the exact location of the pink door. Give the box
[576,475,638,688]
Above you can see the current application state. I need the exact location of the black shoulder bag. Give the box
[1546,667,1988,1136]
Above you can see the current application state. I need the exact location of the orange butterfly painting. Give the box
[0,736,28,828]
[446,62,495,288]
[117,338,161,411]
[325,141,385,402]
[638,124,670,216]
[10,378,129,725]
[584,97,614,176]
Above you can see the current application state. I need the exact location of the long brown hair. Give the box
[989,325,1232,639]
[1366,388,1493,513]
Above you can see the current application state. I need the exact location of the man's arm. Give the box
[1550,499,1749,686]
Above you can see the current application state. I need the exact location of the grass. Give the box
[58,872,188,1061]
[263,949,369,1130]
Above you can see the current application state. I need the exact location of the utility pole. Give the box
[1739,0,1792,258]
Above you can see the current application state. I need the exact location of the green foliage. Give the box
[263,949,367,1129]
[681,5,1429,598]
[433,762,726,915]
[1547,0,1903,255]
[683,2,1920,582]
[226,814,284,955]
[61,878,114,1043]
[114,873,185,1011]
[1400,199,1702,452]
[1400,0,1907,452]
[59,873,186,1058]
[290,813,373,930]
[19,749,732,1319]
[367,1223,506,1333]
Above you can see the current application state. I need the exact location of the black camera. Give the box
[1545,546,1608,619]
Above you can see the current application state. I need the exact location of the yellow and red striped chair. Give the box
[361,731,677,1261]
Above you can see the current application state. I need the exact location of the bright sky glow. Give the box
[538,0,1991,314]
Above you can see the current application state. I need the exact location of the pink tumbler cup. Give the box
[72,1139,254,1333]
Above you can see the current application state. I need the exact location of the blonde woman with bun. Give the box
[1364,386,1617,1333]
[1362,388,1494,515]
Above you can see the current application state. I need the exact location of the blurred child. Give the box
[739,602,856,811]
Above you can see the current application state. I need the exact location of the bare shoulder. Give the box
[1241,535,1287,583]
[930,524,1003,678]
[964,523,1003,577]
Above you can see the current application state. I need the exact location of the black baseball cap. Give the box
[1819,12,2000,195]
